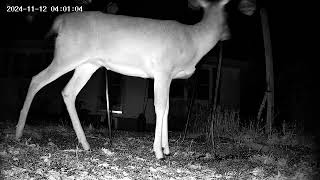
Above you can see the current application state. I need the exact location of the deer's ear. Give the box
[220,0,230,7]
[196,0,210,9]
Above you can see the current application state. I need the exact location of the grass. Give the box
[0,107,319,179]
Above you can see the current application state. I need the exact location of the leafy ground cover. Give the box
[0,122,319,179]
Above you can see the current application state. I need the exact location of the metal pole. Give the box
[105,69,112,144]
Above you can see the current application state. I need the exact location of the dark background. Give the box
[0,0,316,136]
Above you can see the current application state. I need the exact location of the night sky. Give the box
[0,0,316,135]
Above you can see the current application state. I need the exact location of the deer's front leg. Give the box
[162,98,170,155]
[153,74,171,159]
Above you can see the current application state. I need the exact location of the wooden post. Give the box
[213,42,224,111]
[260,8,274,134]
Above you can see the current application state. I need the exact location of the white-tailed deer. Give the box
[16,0,230,159]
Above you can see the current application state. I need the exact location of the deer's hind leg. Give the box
[16,61,74,140]
[61,62,100,150]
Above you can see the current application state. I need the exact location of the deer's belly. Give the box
[173,67,195,79]
[102,54,151,78]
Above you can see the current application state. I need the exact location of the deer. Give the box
[15,0,230,159]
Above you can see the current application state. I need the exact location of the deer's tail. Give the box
[45,14,65,38]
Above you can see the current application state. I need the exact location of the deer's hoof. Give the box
[162,147,170,156]
[81,142,90,151]
[154,150,164,160]
[15,132,22,140]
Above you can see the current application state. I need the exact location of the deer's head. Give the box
[197,0,230,41]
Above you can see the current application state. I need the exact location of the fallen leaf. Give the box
[135,157,145,161]
[251,167,264,176]
[189,163,202,170]
[48,142,56,146]
[111,166,119,170]
[204,153,212,160]
[0,150,8,157]
[9,147,20,155]
[120,177,132,180]
[101,148,115,156]
[149,167,157,172]
[98,162,110,168]
[277,158,287,167]
[40,153,52,166]
[47,170,61,180]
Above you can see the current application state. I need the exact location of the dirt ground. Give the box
[0,123,319,180]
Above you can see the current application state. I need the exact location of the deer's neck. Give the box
[190,8,223,63]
